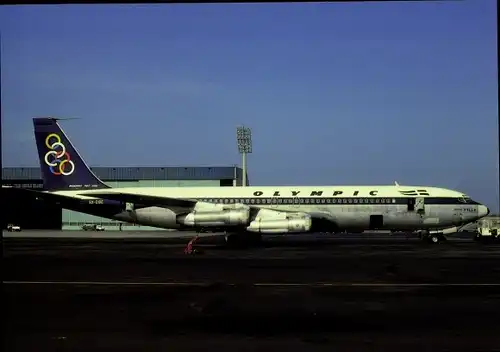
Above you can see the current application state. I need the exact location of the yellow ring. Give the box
[45,133,61,149]
[59,160,69,174]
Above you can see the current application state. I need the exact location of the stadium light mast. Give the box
[236,126,252,187]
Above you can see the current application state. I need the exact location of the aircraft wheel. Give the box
[428,234,445,244]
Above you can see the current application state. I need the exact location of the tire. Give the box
[430,235,440,244]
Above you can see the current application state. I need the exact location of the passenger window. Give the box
[354,199,358,203]
[348,199,352,203]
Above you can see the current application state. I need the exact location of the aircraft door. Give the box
[293,196,300,208]
[407,198,415,211]
[369,215,384,230]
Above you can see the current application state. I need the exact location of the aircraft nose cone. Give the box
[478,205,490,218]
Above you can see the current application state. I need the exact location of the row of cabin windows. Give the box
[200,198,397,205]
[63,221,141,227]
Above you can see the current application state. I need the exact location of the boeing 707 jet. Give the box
[30,117,489,244]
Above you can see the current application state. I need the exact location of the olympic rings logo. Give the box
[44,133,75,176]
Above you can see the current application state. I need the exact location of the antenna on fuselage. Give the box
[394,181,400,186]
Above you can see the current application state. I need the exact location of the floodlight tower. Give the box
[236,126,252,187]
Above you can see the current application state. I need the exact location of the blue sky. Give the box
[1,2,498,211]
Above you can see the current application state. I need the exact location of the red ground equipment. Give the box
[184,235,200,255]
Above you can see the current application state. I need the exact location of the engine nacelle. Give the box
[178,209,250,227]
[246,217,312,234]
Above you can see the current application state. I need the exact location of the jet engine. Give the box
[177,209,250,227]
[246,217,312,234]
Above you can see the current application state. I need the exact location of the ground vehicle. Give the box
[81,224,105,231]
[473,218,499,243]
[6,224,21,232]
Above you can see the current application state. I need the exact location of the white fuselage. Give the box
[48,185,490,233]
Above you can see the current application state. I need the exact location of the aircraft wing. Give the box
[82,192,196,208]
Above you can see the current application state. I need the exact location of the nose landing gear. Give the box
[419,231,447,244]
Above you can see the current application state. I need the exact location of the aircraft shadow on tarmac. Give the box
[195,233,478,250]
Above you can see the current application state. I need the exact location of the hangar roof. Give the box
[2,166,246,181]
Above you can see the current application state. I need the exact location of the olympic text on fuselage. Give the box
[252,190,380,197]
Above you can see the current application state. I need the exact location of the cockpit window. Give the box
[459,195,473,204]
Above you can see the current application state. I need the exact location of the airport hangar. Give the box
[2,166,248,231]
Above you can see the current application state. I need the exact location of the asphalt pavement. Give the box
[4,232,500,351]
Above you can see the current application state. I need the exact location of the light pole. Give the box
[236,126,252,187]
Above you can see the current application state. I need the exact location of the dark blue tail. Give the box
[33,117,110,191]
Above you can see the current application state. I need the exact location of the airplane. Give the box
[29,117,489,245]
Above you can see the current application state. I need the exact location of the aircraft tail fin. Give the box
[33,117,110,191]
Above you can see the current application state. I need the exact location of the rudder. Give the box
[33,117,110,191]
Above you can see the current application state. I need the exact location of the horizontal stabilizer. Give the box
[82,192,196,208]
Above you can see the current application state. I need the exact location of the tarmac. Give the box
[3,230,500,351]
